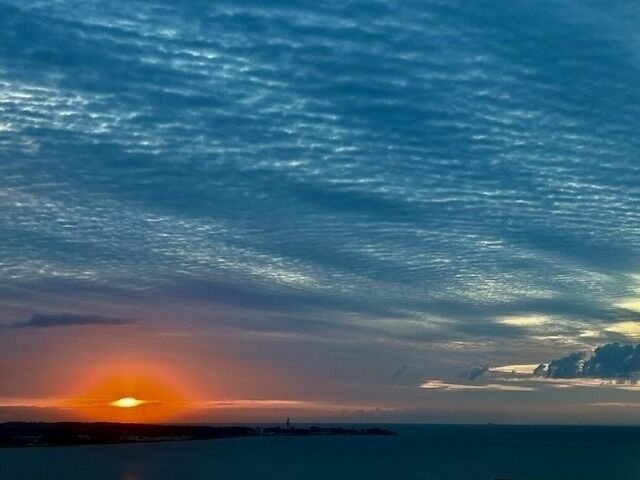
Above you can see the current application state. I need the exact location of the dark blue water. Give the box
[2,425,640,479]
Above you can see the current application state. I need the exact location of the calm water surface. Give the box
[2,425,640,480]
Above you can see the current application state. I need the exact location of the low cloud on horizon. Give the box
[431,343,640,393]
[536,343,640,380]
[7,312,138,329]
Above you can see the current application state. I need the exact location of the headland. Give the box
[0,422,396,448]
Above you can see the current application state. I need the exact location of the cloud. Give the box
[496,315,552,328]
[489,364,540,375]
[536,343,640,379]
[466,366,488,380]
[461,348,640,390]
[420,380,536,392]
[0,397,64,408]
[540,351,587,378]
[192,399,392,413]
[589,403,640,408]
[391,364,409,381]
[8,312,137,329]
[2,0,640,340]
[529,378,640,390]
[614,298,640,313]
[604,322,640,340]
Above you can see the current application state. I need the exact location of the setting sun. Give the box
[66,363,196,423]
[111,397,146,408]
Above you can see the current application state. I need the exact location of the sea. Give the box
[2,425,640,480]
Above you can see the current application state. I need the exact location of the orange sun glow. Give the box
[67,362,197,423]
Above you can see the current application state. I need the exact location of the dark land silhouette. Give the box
[0,422,396,447]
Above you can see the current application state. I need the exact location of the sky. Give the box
[2,0,640,424]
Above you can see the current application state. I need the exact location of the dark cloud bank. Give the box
[8,312,137,329]
[537,343,640,379]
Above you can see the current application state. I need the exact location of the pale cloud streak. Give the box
[420,380,536,392]
[489,364,540,375]
[604,322,640,340]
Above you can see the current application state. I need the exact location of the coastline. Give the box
[0,422,396,448]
